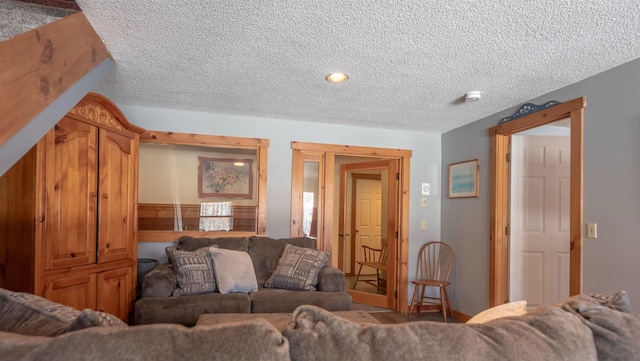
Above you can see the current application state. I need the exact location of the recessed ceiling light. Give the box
[465,91,481,102]
[326,72,349,83]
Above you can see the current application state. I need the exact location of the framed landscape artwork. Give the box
[448,159,479,198]
[198,157,253,199]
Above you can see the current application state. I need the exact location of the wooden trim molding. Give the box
[141,131,269,148]
[68,92,145,135]
[488,97,585,306]
[0,12,111,147]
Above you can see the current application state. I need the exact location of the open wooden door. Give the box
[338,159,398,309]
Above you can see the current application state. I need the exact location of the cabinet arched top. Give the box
[67,92,145,137]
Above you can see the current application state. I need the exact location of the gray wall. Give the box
[442,57,640,315]
[117,105,442,301]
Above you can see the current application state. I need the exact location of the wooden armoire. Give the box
[0,92,144,322]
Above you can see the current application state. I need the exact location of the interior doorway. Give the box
[338,159,397,309]
[509,123,571,307]
[489,97,585,307]
[348,175,382,277]
[290,142,411,312]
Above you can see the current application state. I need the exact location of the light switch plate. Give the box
[421,221,427,230]
[586,223,597,239]
[421,183,430,195]
[421,198,427,206]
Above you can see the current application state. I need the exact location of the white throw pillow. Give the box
[466,300,527,324]
[209,247,258,294]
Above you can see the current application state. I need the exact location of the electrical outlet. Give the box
[421,198,427,206]
[421,221,427,230]
[586,223,597,239]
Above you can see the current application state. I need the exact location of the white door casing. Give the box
[510,135,571,307]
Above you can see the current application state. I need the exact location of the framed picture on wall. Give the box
[448,159,480,198]
[198,157,253,198]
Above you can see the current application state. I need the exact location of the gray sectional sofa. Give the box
[134,235,352,326]
[1,287,639,361]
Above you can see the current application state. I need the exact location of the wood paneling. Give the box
[0,147,39,292]
[138,203,258,232]
[97,267,132,320]
[44,117,98,270]
[45,273,97,311]
[98,130,135,264]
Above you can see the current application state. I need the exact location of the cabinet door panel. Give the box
[45,273,97,311]
[45,118,98,270]
[97,267,131,321]
[98,130,135,264]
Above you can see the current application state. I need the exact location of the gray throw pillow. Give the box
[264,244,330,291]
[557,290,631,313]
[209,247,258,294]
[560,299,640,361]
[0,288,80,336]
[166,247,217,296]
[67,309,128,331]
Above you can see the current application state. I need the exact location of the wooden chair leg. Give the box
[418,285,427,314]
[443,287,454,320]
[440,286,447,323]
[353,264,364,290]
[408,284,419,321]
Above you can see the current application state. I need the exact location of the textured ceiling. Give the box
[73,0,640,134]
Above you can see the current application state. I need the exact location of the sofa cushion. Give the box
[248,236,316,285]
[283,305,597,361]
[67,309,127,331]
[0,331,51,360]
[176,235,249,252]
[13,320,291,361]
[264,244,330,291]
[250,288,352,313]
[135,292,251,326]
[166,247,217,296]
[466,300,527,324]
[0,288,79,337]
[559,298,640,361]
[141,263,177,298]
[316,265,346,292]
[209,247,258,294]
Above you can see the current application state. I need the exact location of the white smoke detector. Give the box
[465,91,482,102]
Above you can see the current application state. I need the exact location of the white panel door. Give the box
[510,135,571,307]
[355,178,382,274]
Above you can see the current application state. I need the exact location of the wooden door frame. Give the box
[291,142,411,312]
[488,97,585,306]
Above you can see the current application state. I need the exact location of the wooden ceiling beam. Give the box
[0,12,111,147]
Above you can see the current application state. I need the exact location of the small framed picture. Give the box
[198,157,253,198]
[448,159,479,198]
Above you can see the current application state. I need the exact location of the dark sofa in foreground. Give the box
[134,235,352,326]
[1,288,639,361]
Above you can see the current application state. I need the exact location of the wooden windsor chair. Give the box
[408,241,455,322]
